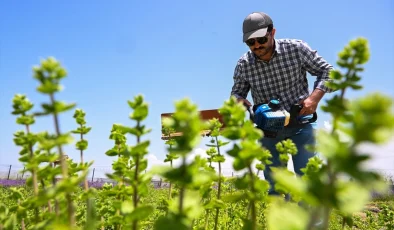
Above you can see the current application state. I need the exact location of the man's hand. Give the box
[237,98,252,108]
[299,88,325,115]
[299,97,318,115]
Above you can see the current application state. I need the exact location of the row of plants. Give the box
[0,37,394,230]
[1,185,393,230]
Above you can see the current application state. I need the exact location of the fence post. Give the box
[7,165,12,180]
[91,168,95,182]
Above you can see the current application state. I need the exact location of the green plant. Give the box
[219,97,272,230]
[104,95,154,230]
[3,37,394,230]
[154,99,217,229]
[4,58,92,230]
[265,37,394,230]
[162,126,178,201]
[205,118,228,230]
[71,109,92,191]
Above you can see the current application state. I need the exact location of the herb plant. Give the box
[2,37,394,230]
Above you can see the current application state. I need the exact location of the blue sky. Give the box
[1,0,393,177]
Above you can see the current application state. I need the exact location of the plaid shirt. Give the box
[231,39,334,112]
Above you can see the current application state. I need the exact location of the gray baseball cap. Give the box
[243,12,273,42]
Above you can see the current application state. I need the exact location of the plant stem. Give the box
[168,160,173,200]
[322,162,336,229]
[51,161,60,215]
[25,124,38,196]
[214,136,222,230]
[132,122,141,230]
[49,93,75,227]
[25,124,41,222]
[50,94,68,177]
[247,165,257,230]
[21,219,25,230]
[80,124,89,191]
[341,216,346,229]
[322,206,331,230]
[322,73,353,229]
[204,210,210,230]
[40,179,53,213]
[115,144,122,230]
[18,199,26,230]
[179,156,186,215]
[167,133,174,201]
[306,207,320,230]
[101,216,105,230]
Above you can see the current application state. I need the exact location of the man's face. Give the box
[246,29,276,59]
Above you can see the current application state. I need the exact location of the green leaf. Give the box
[11,94,34,114]
[336,181,370,214]
[84,198,99,230]
[82,127,92,134]
[41,101,76,114]
[138,159,148,172]
[233,158,247,171]
[127,126,152,137]
[164,98,203,156]
[16,115,35,125]
[128,95,149,121]
[222,192,246,203]
[129,104,149,121]
[9,188,24,200]
[227,143,240,157]
[121,200,134,214]
[127,205,154,221]
[342,215,354,228]
[163,166,192,185]
[234,176,249,190]
[36,80,63,94]
[276,139,298,156]
[315,130,346,159]
[191,171,216,187]
[204,199,225,210]
[267,199,309,230]
[72,127,92,135]
[105,148,118,156]
[18,155,30,162]
[128,140,150,156]
[255,163,265,171]
[154,215,190,230]
[239,140,266,161]
[221,127,242,140]
[253,179,270,194]
[271,168,317,204]
[211,155,225,163]
[168,190,204,219]
[76,140,88,150]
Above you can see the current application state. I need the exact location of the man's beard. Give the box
[254,45,272,59]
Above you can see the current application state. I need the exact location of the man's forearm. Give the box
[309,88,326,103]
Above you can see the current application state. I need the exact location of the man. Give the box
[230,12,334,195]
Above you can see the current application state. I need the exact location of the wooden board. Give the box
[160,109,225,140]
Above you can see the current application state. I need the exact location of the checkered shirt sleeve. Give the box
[298,40,334,93]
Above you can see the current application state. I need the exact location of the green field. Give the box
[2,37,394,230]
[1,183,393,230]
